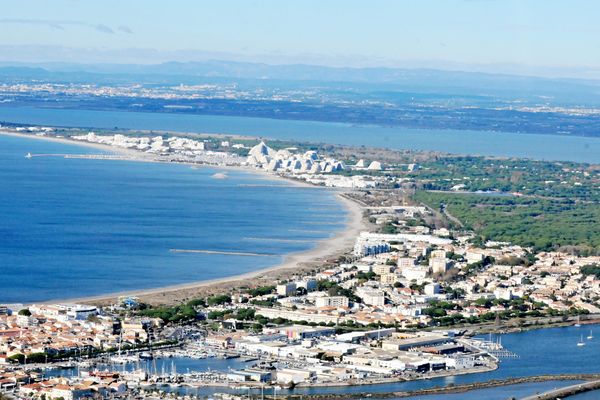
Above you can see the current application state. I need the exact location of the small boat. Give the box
[574,315,581,327]
[588,330,593,340]
[110,354,138,364]
[577,335,586,347]
[25,152,32,159]
[77,361,93,368]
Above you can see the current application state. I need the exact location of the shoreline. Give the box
[60,192,364,306]
[0,130,368,306]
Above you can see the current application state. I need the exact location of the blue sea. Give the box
[0,134,347,303]
[0,106,599,163]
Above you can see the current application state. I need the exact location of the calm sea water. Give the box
[568,389,600,399]
[0,106,599,163]
[0,134,347,302]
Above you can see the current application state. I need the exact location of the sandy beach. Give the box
[1,129,368,306]
[64,192,365,306]
[0,129,157,161]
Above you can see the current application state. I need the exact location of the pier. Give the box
[169,249,277,257]
[25,153,133,160]
[461,337,519,359]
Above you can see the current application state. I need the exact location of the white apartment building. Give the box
[402,266,428,281]
[430,258,450,274]
[397,257,416,269]
[315,296,350,308]
[356,288,385,307]
[380,273,399,285]
[373,264,393,275]
[277,283,297,297]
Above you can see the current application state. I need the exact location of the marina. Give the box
[19,323,597,399]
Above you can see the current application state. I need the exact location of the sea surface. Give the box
[0,106,599,163]
[0,134,347,303]
[568,389,600,399]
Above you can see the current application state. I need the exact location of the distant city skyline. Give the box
[1,0,600,79]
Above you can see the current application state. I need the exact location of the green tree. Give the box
[207,294,232,306]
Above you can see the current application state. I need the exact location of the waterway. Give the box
[0,106,598,163]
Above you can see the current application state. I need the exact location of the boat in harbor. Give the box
[77,361,93,368]
[588,330,593,340]
[110,333,139,364]
[577,335,586,347]
[59,362,76,369]
[110,354,139,364]
[25,152,32,158]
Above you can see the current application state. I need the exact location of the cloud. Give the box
[94,24,114,34]
[117,25,133,34]
[0,18,123,34]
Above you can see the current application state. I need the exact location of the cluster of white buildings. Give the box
[246,141,346,174]
[72,132,206,154]
[69,132,246,166]
[0,303,160,363]
[227,199,600,347]
[449,251,600,316]
[354,232,453,257]
[244,141,393,188]
[301,174,381,189]
[19,373,133,400]
[12,126,55,134]
[205,326,483,385]
[354,159,385,171]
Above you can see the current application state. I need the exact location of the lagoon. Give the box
[0,106,598,163]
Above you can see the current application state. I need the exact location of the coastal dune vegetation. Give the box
[414,191,600,255]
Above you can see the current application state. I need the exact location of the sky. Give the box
[1,0,599,77]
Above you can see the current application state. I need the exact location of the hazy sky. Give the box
[1,0,599,72]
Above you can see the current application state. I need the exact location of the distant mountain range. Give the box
[2,59,600,106]
[1,59,600,137]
